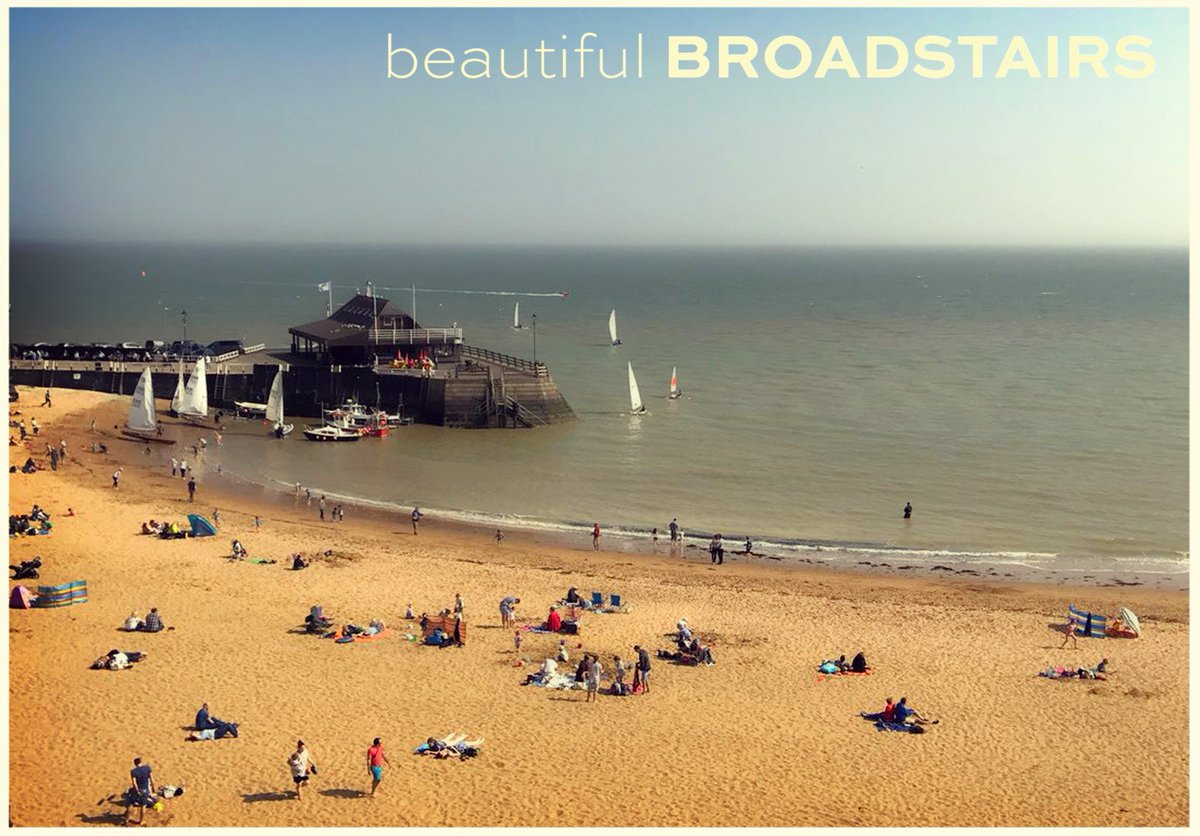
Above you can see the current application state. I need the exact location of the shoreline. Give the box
[36,385,1186,593]
[7,386,1189,827]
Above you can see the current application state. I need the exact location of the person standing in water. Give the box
[903,502,913,520]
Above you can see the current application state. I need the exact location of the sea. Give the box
[9,242,1188,581]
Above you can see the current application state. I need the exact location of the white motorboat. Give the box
[302,425,362,442]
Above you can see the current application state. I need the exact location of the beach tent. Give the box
[33,579,88,608]
[1067,604,1106,638]
[9,585,33,609]
[188,515,217,537]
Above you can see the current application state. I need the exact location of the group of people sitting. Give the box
[1038,659,1108,680]
[860,697,937,726]
[91,649,147,671]
[142,520,187,539]
[187,702,240,740]
[122,609,166,633]
[303,605,386,641]
[10,506,52,536]
[819,652,870,674]
[304,605,334,634]
[656,619,715,666]
[9,557,42,580]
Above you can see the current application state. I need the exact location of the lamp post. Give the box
[181,310,188,353]
[532,313,537,363]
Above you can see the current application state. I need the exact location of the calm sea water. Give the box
[9,243,1188,575]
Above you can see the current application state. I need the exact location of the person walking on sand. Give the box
[212,508,220,527]
[411,507,422,535]
[495,528,504,545]
[454,593,465,618]
[318,495,326,521]
[288,740,316,800]
[49,447,58,471]
[903,501,913,520]
[592,523,601,550]
[367,737,391,797]
[125,757,155,826]
[59,439,67,461]
[254,515,262,532]
[112,468,122,489]
[30,417,39,436]
[42,389,52,408]
[1060,616,1079,649]
[171,457,178,477]
[187,477,196,503]
[180,459,188,480]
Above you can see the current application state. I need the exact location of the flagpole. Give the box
[327,282,332,317]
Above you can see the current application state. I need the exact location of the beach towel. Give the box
[9,585,33,609]
[1067,605,1107,638]
[33,579,88,608]
[817,668,873,682]
[875,721,924,734]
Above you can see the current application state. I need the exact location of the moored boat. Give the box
[302,425,362,442]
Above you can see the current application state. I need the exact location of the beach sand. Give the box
[7,387,1188,827]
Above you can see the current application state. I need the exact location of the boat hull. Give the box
[302,426,361,442]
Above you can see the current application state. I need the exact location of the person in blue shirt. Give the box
[125,758,155,825]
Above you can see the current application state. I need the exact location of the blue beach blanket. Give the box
[875,721,924,734]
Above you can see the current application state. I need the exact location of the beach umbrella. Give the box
[1119,607,1141,637]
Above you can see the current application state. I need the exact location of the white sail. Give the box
[609,309,619,344]
[180,357,208,417]
[513,302,520,328]
[669,366,678,397]
[266,369,285,428]
[170,371,186,413]
[627,362,645,414]
[127,368,157,432]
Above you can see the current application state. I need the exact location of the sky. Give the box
[8,7,1189,246]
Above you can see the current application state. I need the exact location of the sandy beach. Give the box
[7,387,1188,827]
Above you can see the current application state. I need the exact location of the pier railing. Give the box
[367,328,463,346]
[459,344,548,377]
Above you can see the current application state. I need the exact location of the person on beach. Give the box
[59,439,67,461]
[212,509,220,527]
[592,523,601,550]
[613,655,628,694]
[42,390,51,408]
[709,534,724,565]
[669,518,679,543]
[454,593,464,618]
[180,459,188,479]
[318,496,326,521]
[49,447,58,471]
[305,488,312,506]
[852,652,868,673]
[894,696,938,725]
[126,757,155,825]
[557,639,569,663]
[253,515,262,532]
[187,477,196,503]
[495,528,504,545]
[652,527,658,545]
[903,501,913,520]
[405,603,414,620]
[171,457,178,477]
[743,538,754,556]
[30,417,39,436]
[288,740,316,800]
[411,507,422,535]
[500,596,520,628]
[89,419,96,433]
[1060,617,1079,649]
[367,737,391,797]
[634,645,651,693]
[514,630,522,652]
[112,468,122,489]
[545,606,563,633]
[586,655,602,702]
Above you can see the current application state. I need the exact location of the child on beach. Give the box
[495,529,504,545]
[253,515,262,532]
[405,603,414,620]
[592,523,601,550]
[514,631,522,652]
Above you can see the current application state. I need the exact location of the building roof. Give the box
[289,294,418,346]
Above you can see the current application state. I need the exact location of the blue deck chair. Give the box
[590,591,603,608]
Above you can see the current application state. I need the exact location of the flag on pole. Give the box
[317,281,331,292]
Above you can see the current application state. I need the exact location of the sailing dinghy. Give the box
[609,309,621,345]
[265,369,293,437]
[170,368,186,415]
[512,302,523,330]
[627,362,646,415]
[123,368,174,444]
[178,357,210,422]
[668,366,681,399]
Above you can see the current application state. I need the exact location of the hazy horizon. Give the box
[10,7,1188,247]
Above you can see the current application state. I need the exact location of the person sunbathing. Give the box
[187,720,239,740]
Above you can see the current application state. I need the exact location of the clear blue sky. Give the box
[9,7,1188,245]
